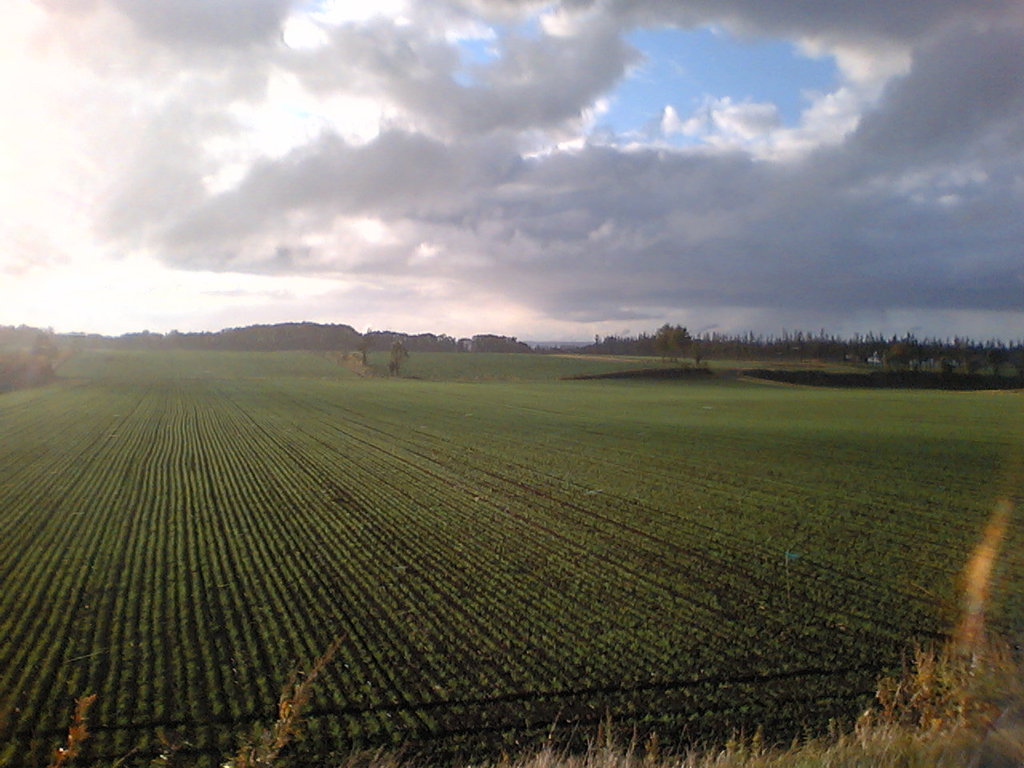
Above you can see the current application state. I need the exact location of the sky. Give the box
[2,0,1023,341]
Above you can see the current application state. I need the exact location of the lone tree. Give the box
[691,337,705,367]
[654,324,691,363]
[388,340,409,376]
[986,347,1008,375]
[1013,350,1024,381]
[355,337,371,366]
[884,342,911,371]
[31,330,59,362]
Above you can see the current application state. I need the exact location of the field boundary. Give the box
[742,368,1023,390]
[561,367,713,381]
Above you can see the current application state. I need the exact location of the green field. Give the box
[364,351,665,381]
[1,351,1021,766]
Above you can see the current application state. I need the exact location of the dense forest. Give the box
[575,325,1024,375]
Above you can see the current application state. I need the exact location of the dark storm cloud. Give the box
[846,27,1024,168]
[475,0,1018,44]
[59,0,1024,330]
[163,106,1023,320]
[161,131,524,251]
[437,140,1024,319]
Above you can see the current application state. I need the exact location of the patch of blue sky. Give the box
[598,26,838,141]
[452,15,545,87]
[453,37,499,86]
[458,36,499,65]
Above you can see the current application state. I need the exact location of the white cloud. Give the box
[661,97,781,153]
[349,217,396,244]
[313,0,411,26]
[281,14,329,49]
[539,5,593,38]
[659,105,680,134]
[0,251,338,334]
[801,38,911,88]
[709,98,780,140]
[0,3,124,275]
[444,18,497,44]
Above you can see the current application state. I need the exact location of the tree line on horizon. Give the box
[0,323,531,355]
[577,325,1024,375]
[1,322,1023,382]
[0,330,61,392]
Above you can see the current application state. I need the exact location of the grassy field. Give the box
[362,352,874,381]
[0,350,1021,766]
[363,351,666,381]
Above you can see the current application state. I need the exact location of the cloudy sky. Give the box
[2,0,1023,340]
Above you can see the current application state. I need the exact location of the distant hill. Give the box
[13,323,529,354]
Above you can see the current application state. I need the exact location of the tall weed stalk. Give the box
[226,637,343,768]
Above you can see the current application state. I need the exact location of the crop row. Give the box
[282,380,981,619]
[259,384,941,643]
[1,368,1017,766]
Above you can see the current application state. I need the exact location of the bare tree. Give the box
[388,340,409,376]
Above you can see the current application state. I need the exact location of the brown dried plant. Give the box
[226,637,343,768]
[870,497,1024,764]
[48,694,97,768]
[146,728,185,768]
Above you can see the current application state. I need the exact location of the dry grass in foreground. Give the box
[329,627,1022,768]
